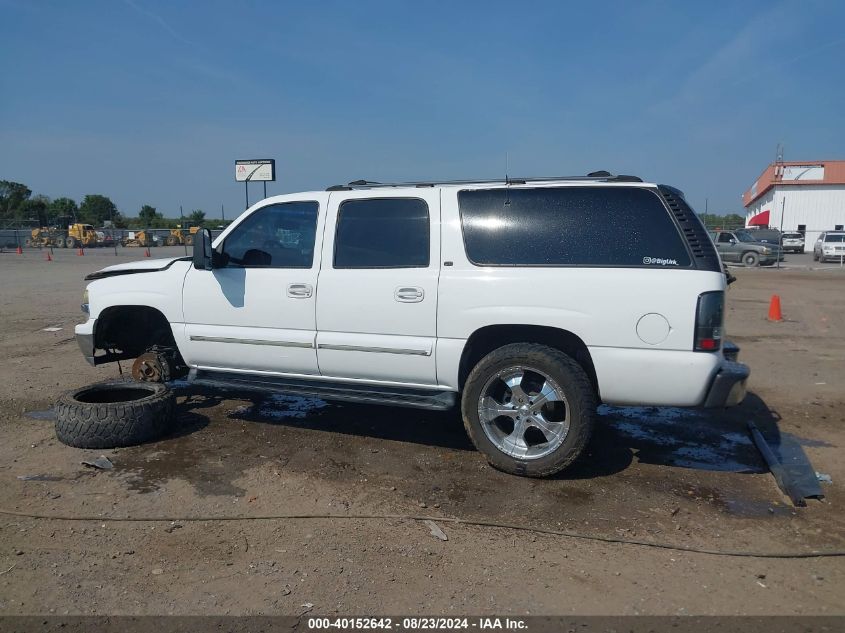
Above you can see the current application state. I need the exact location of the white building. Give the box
[743,160,845,247]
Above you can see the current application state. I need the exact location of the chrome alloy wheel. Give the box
[477,366,570,460]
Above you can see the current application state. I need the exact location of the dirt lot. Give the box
[0,246,843,616]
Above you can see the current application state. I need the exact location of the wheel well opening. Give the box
[95,306,176,359]
[458,325,598,395]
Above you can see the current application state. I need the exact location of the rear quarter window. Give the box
[459,186,692,267]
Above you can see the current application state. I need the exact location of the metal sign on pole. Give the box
[235,159,276,210]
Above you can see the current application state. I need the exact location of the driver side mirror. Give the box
[729,238,736,245]
[192,228,214,270]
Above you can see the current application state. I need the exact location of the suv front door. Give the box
[181,196,327,375]
[315,191,441,386]
[715,231,739,262]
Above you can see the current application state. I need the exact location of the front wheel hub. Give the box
[131,352,167,383]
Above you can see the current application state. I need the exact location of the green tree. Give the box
[79,194,119,226]
[138,204,161,225]
[18,195,50,226]
[0,180,32,221]
[186,209,205,225]
[699,212,746,230]
[48,197,78,224]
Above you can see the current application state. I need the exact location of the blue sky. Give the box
[1,0,843,220]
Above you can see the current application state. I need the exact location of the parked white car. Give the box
[780,232,805,254]
[75,174,749,476]
[814,231,845,263]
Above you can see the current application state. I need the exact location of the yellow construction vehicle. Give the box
[121,230,154,247]
[64,223,99,249]
[25,224,98,248]
[26,227,61,248]
[164,226,200,246]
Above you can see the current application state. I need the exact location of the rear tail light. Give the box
[695,291,724,352]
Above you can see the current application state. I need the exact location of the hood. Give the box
[85,256,190,280]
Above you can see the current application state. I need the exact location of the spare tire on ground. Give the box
[55,382,174,448]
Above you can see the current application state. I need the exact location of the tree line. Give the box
[0,180,212,229]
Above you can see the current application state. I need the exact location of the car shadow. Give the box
[170,385,807,480]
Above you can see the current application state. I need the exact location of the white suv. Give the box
[814,231,845,263]
[76,173,749,477]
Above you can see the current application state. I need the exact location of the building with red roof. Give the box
[743,160,845,249]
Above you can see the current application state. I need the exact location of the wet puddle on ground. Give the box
[597,405,765,473]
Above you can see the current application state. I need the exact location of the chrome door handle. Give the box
[287,283,313,298]
[395,286,424,303]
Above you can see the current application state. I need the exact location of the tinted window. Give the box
[222,201,318,268]
[718,233,733,243]
[459,187,691,267]
[334,198,429,268]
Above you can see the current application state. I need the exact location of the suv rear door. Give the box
[315,190,441,386]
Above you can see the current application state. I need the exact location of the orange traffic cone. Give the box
[77,247,84,256]
[144,248,151,257]
[767,294,783,322]
[16,245,23,254]
[45,252,52,262]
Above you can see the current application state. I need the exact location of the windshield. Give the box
[734,230,757,243]
[783,233,802,239]
[824,234,845,243]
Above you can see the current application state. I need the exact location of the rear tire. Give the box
[742,252,759,267]
[165,236,177,246]
[461,343,596,477]
[185,235,194,246]
[55,382,174,449]
[66,237,77,249]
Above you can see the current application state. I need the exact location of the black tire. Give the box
[165,236,177,246]
[55,382,174,449]
[185,235,194,246]
[742,252,759,267]
[461,343,596,477]
[66,237,77,249]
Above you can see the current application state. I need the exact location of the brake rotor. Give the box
[131,352,166,383]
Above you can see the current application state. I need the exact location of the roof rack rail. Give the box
[325,172,642,191]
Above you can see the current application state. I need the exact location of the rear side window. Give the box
[459,187,692,267]
[334,198,429,268]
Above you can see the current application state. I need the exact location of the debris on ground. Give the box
[816,472,833,484]
[424,519,448,541]
[81,455,114,470]
[164,524,183,534]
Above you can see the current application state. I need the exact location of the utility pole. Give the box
[777,198,785,270]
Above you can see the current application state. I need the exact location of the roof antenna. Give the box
[504,151,511,206]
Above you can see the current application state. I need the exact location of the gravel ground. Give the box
[0,247,843,615]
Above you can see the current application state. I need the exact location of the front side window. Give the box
[334,198,429,268]
[221,201,319,268]
[718,233,734,243]
[734,230,756,243]
[459,186,692,267]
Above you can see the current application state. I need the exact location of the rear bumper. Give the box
[702,357,749,408]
